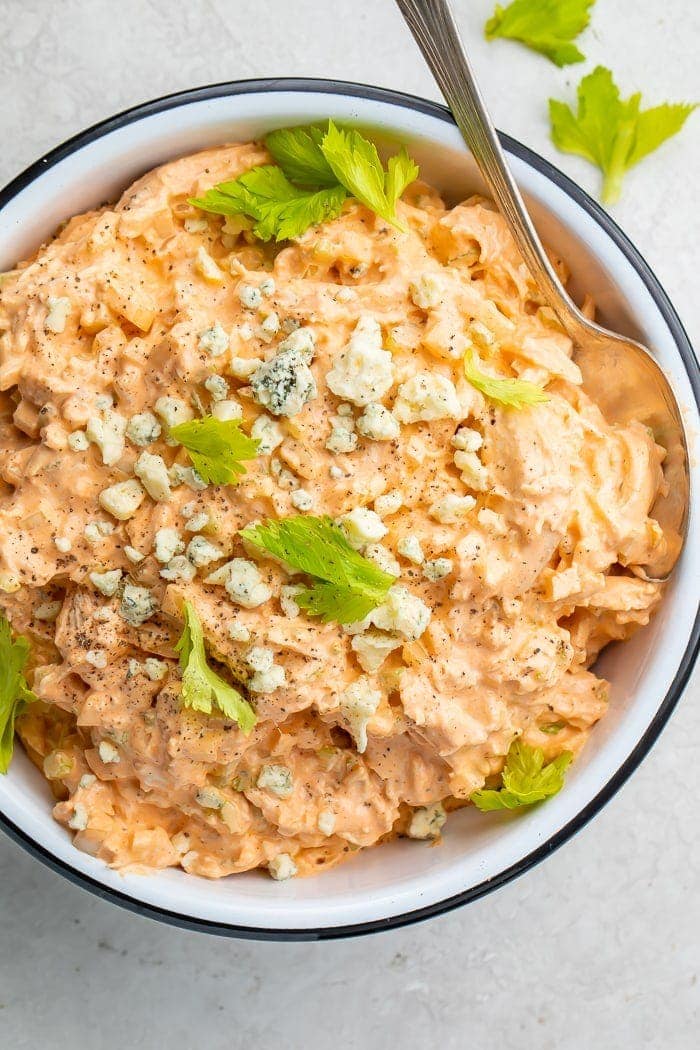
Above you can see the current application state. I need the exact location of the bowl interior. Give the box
[0,83,698,935]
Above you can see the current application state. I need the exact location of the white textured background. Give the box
[0,2,698,1047]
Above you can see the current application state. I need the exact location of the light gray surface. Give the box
[0,1,698,1047]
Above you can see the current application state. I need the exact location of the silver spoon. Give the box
[395,0,688,581]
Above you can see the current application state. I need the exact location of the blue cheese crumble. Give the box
[250,331,317,417]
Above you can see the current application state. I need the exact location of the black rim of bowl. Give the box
[0,77,698,942]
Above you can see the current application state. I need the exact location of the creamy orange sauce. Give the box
[0,143,669,879]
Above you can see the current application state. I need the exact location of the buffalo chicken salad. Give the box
[0,123,673,880]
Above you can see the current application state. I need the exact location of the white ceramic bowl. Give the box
[1,79,698,940]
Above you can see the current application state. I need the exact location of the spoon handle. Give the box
[395,0,581,336]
